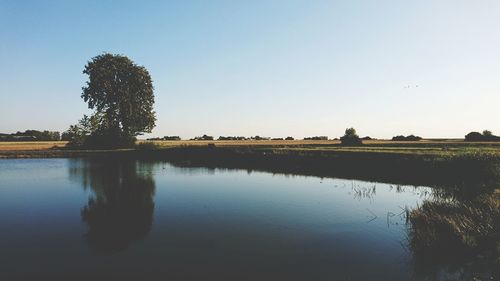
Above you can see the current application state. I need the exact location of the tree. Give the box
[81,53,156,147]
[465,132,484,141]
[392,134,422,141]
[340,127,362,146]
[465,130,500,142]
[63,114,103,147]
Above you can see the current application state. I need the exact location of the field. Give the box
[138,139,500,157]
[1,139,500,156]
[0,141,68,151]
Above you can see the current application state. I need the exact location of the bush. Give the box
[218,136,246,140]
[285,136,294,140]
[303,136,328,140]
[340,128,362,146]
[0,130,61,141]
[163,136,181,141]
[392,135,422,141]
[465,131,500,142]
[251,136,270,140]
[193,134,214,141]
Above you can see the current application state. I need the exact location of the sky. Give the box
[1,0,499,139]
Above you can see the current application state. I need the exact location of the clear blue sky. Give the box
[1,0,499,139]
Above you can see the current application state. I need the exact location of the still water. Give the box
[0,158,438,280]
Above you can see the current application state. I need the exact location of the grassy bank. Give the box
[1,140,499,191]
[155,146,500,191]
[408,193,500,279]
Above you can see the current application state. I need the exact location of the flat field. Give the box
[0,141,68,151]
[140,139,500,156]
[1,139,499,157]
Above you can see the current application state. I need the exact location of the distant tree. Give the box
[285,136,294,140]
[193,134,214,141]
[271,138,284,140]
[303,136,328,140]
[218,136,246,141]
[392,135,422,141]
[340,127,362,146]
[406,135,422,141]
[80,53,156,148]
[163,136,181,141]
[465,130,500,142]
[465,132,483,141]
[482,130,493,137]
[7,130,60,141]
[251,136,270,140]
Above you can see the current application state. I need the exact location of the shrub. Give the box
[392,135,422,141]
[340,128,362,146]
[285,136,294,140]
[163,136,181,140]
[465,131,500,142]
[303,136,328,140]
[218,136,246,140]
[193,135,214,141]
[251,136,270,140]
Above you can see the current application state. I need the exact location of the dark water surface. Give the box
[0,158,467,280]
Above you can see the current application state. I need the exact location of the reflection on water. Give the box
[69,159,156,253]
[0,158,497,280]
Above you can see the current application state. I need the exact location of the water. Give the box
[0,158,441,280]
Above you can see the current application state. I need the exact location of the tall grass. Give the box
[407,194,500,279]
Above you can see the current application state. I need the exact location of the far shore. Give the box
[1,140,499,192]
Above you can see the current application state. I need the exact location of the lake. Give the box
[0,158,482,280]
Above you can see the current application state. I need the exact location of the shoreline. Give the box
[2,146,499,192]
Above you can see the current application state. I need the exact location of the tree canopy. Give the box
[340,127,362,146]
[79,53,156,147]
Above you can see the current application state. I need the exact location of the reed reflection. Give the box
[70,158,156,253]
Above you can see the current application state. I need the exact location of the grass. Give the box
[408,193,500,278]
[136,139,500,157]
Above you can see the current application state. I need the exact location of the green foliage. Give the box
[303,136,328,140]
[409,194,499,255]
[63,114,103,147]
[465,130,500,142]
[80,53,156,148]
[0,130,60,141]
[392,135,422,141]
[218,136,247,140]
[193,134,214,140]
[340,127,362,146]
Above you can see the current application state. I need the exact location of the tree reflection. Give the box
[70,158,156,253]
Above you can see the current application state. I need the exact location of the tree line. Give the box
[0,130,61,141]
[465,130,500,142]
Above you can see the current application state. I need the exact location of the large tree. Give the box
[81,53,156,147]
